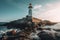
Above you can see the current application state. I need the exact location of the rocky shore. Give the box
[0,27,60,40]
[0,21,59,40]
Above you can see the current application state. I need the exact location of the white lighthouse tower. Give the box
[27,3,33,22]
[28,3,32,17]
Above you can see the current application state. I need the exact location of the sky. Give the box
[0,0,60,22]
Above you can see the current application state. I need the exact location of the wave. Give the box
[0,28,20,37]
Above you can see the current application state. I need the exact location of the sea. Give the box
[0,26,20,37]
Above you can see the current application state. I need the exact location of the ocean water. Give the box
[0,26,12,37]
[41,23,60,29]
[0,26,20,37]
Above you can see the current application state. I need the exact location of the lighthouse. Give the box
[27,3,33,22]
[28,3,32,16]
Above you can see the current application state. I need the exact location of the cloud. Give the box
[33,4,42,9]
[33,2,60,22]
[45,2,60,10]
